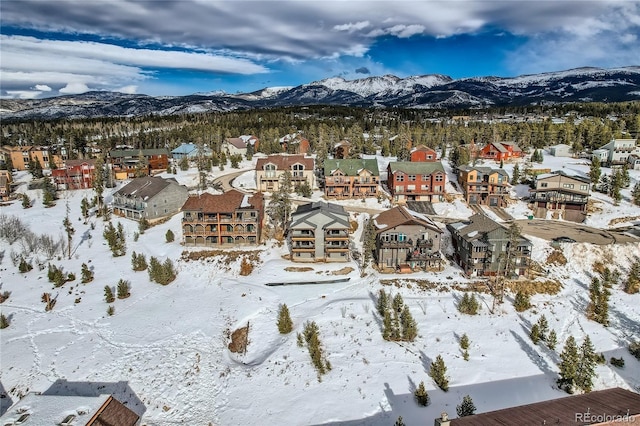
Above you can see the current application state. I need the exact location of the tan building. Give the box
[323,158,379,199]
[255,154,315,192]
[0,145,62,171]
[457,166,510,207]
[530,169,591,222]
[0,169,12,201]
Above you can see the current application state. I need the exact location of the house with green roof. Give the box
[323,158,380,198]
[387,161,446,203]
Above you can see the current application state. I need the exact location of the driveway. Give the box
[514,219,638,245]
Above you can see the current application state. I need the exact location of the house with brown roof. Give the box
[221,135,259,157]
[410,145,438,162]
[255,154,315,192]
[51,159,96,190]
[323,158,379,199]
[112,176,188,221]
[479,141,523,161]
[457,165,510,207]
[529,169,591,222]
[108,149,169,180]
[387,161,446,203]
[0,392,139,425]
[437,387,640,426]
[373,206,443,271]
[181,190,264,247]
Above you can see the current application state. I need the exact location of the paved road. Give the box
[212,168,253,192]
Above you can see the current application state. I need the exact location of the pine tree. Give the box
[131,251,148,271]
[547,329,558,350]
[104,285,115,303]
[558,336,579,393]
[382,309,393,341]
[588,276,610,326]
[456,395,477,417]
[117,279,130,299]
[460,333,470,350]
[107,305,115,316]
[537,315,549,341]
[511,163,520,185]
[458,293,480,315]
[93,156,105,209]
[414,380,430,406]
[530,323,541,344]
[392,293,404,314]
[400,305,417,341]
[80,197,90,221]
[63,203,75,259]
[277,304,293,334]
[429,355,449,391]
[22,193,31,209]
[165,229,175,243]
[267,170,293,230]
[589,157,601,190]
[81,263,93,283]
[18,257,33,273]
[362,218,377,272]
[499,159,504,168]
[376,289,388,316]
[623,259,640,294]
[632,182,640,206]
[576,336,597,393]
[0,313,9,329]
[394,416,405,426]
[513,291,531,312]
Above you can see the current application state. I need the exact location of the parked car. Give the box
[552,236,577,244]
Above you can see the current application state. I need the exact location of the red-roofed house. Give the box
[255,154,315,192]
[51,159,96,190]
[181,190,264,246]
[480,141,523,161]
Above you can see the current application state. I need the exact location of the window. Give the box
[396,174,404,182]
[563,183,574,189]
[408,175,416,181]
[292,163,305,177]
[265,163,276,178]
[580,184,588,190]
[421,184,430,191]
[540,182,548,188]
[435,174,443,182]
[427,155,433,159]
[421,175,430,180]
[407,185,416,191]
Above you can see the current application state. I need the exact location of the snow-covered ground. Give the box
[1,155,639,425]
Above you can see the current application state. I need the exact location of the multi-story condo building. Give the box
[181,190,264,247]
[591,138,639,166]
[112,176,188,221]
[255,154,315,192]
[479,141,523,161]
[0,145,63,170]
[51,159,96,190]
[288,202,350,262]
[387,161,446,203]
[529,169,591,222]
[457,166,510,207]
[372,206,443,271]
[410,145,438,162]
[108,149,169,180]
[447,214,532,277]
[323,158,379,198]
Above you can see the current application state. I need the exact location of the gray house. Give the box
[288,202,350,262]
[549,144,572,157]
[112,176,189,221]
[447,214,532,277]
[373,206,443,272]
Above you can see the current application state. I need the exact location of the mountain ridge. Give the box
[2,66,639,119]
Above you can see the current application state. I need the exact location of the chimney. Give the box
[434,412,451,426]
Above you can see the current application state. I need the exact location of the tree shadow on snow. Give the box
[510,328,555,377]
[42,379,146,418]
[0,381,14,416]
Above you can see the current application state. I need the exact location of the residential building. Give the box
[447,214,532,277]
[255,154,315,192]
[548,143,572,157]
[288,202,350,262]
[592,138,639,166]
[333,140,351,159]
[0,169,12,201]
[410,145,438,162]
[373,206,443,271]
[221,135,259,157]
[181,190,264,247]
[0,145,63,170]
[0,392,139,426]
[479,141,523,161]
[323,158,379,198]
[112,176,188,221]
[529,169,591,222]
[108,149,169,180]
[387,161,446,203]
[457,165,510,207]
[279,132,310,155]
[628,153,640,170]
[170,143,212,160]
[51,159,96,190]
[439,387,640,426]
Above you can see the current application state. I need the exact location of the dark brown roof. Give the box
[88,396,139,426]
[255,154,314,171]
[373,206,440,233]
[451,387,640,426]
[224,137,247,149]
[182,189,263,213]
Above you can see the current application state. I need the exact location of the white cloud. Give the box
[6,90,44,99]
[34,84,52,91]
[116,85,138,94]
[59,82,90,94]
[386,24,426,38]
[333,21,370,33]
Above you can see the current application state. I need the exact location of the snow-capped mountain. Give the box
[1,67,639,119]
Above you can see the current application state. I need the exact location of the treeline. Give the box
[1,103,639,161]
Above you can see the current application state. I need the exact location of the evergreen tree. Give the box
[104,285,115,303]
[63,203,75,259]
[138,217,150,234]
[458,293,480,315]
[631,182,640,206]
[558,336,579,393]
[414,380,430,406]
[547,329,558,350]
[530,323,541,344]
[537,315,549,341]
[179,156,189,171]
[623,258,640,294]
[267,170,293,230]
[589,157,601,190]
[429,355,449,391]
[277,304,293,334]
[117,279,131,299]
[587,276,610,326]
[460,333,470,350]
[609,169,623,205]
[499,159,504,168]
[456,395,477,417]
[392,293,404,314]
[18,257,33,273]
[0,313,9,329]
[81,263,94,283]
[131,251,148,271]
[80,197,90,221]
[382,309,393,341]
[30,158,43,178]
[165,229,175,243]
[400,305,417,341]
[394,416,405,426]
[576,336,597,393]
[511,163,520,185]
[42,177,56,207]
[376,289,388,316]
[362,218,377,272]
[513,291,530,312]
[93,156,105,209]
[21,193,31,209]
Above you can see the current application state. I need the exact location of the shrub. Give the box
[104,286,115,303]
[277,304,293,334]
[0,291,10,304]
[239,257,253,276]
[414,380,430,406]
[165,229,175,243]
[117,279,131,299]
[0,313,9,329]
[18,257,33,273]
[610,357,625,368]
[107,305,115,316]
[22,194,31,209]
[514,291,531,312]
[460,333,470,350]
[42,292,56,311]
[81,263,94,283]
[138,217,150,234]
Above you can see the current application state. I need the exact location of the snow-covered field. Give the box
[1,154,640,425]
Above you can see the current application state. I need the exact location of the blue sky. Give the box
[1,0,639,99]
